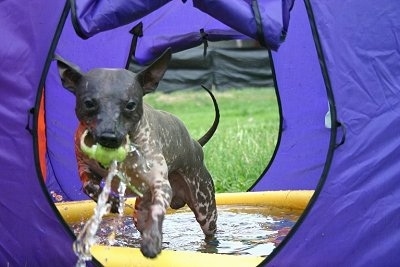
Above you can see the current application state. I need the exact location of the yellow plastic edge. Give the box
[56,190,314,267]
[57,190,313,223]
[91,246,264,267]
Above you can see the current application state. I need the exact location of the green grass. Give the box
[145,88,280,192]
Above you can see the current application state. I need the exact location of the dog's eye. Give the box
[83,99,97,110]
[125,101,136,111]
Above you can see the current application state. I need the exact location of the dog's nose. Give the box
[97,133,121,148]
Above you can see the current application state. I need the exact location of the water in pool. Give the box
[70,205,301,257]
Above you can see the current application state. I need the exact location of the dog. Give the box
[55,48,218,258]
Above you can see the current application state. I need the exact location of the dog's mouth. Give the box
[80,129,130,167]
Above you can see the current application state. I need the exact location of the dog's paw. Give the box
[140,231,162,258]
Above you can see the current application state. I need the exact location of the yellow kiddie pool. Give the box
[57,190,313,267]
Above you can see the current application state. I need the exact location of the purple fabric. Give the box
[251,0,329,191]
[193,0,293,50]
[265,0,400,266]
[127,1,247,64]
[0,0,77,265]
[72,0,290,63]
[73,0,172,38]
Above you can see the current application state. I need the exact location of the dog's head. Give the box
[55,48,171,149]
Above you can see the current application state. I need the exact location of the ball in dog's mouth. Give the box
[80,129,129,167]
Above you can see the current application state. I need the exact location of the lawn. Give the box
[145,88,280,192]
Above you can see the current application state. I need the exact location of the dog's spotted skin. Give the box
[56,49,218,258]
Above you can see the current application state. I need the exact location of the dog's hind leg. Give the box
[186,167,218,239]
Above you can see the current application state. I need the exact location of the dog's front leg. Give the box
[133,156,172,258]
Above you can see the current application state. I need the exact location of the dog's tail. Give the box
[198,85,220,147]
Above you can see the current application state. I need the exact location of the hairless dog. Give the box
[55,48,219,258]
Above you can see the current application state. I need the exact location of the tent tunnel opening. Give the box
[37,1,331,265]
[42,0,331,200]
[37,0,333,265]
[8,0,400,266]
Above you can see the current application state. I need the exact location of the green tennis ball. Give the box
[80,130,128,167]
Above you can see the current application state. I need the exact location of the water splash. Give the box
[73,160,119,267]
[72,142,147,266]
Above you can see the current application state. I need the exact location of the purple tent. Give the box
[1,0,399,266]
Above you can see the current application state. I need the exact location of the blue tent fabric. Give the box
[265,0,400,266]
[251,0,329,191]
[192,0,292,50]
[72,0,172,38]
[130,1,246,64]
[1,0,400,266]
[72,0,292,63]
[0,1,79,265]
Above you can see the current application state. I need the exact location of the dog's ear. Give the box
[137,48,172,94]
[54,54,83,94]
